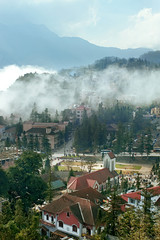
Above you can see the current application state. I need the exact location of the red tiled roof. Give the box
[69,187,106,202]
[147,186,160,196]
[41,194,101,226]
[67,176,77,186]
[67,168,116,191]
[121,191,141,200]
[86,179,96,188]
[121,195,128,202]
[121,186,160,202]
[108,152,115,159]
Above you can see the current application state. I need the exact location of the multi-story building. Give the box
[22,121,68,150]
[40,191,104,238]
[151,107,160,116]
[72,105,91,124]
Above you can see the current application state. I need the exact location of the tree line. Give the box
[73,103,154,155]
[0,151,49,239]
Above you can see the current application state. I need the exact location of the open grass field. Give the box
[58,165,81,171]
[57,160,142,173]
[115,164,142,170]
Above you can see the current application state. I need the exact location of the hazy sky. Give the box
[0,0,160,49]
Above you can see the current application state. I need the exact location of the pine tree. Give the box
[103,187,122,236]
[22,133,27,149]
[28,134,34,151]
[0,167,9,197]
[45,158,51,174]
[139,134,144,155]
[41,135,51,156]
[113,123,125,154]
[68,168,75,181]
[117,209,141,240]
[142,187,155,239]
[145,128,152,158]
[45,168,53,203]
[14,199,26,230]
[136,173,141,190]
[34,135,40,151]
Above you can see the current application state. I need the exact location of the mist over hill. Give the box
[1,60,160,119]
[0,23,151,69]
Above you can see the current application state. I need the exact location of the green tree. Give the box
[0,200,42,240]
[7,167,47,211]
[54,110,59,123]
[30,103,38,122]
[5,137,11,147]
[106,177,111,194]
[121,177,128,193]
[17,136,22,149]
[34,135,40,151]
[28,134,34,151]
[45,158,51,174]
[0,115,6,125]
[113,123,125,154]
[103,187,123,236]
[15,151,43,175]
[7,151,47,210]
[15,214,42,240]
[142,187,155,239]
[145,128,153,158]
[117,209,141,240]
[45,168,53,203]
[22,133,27,149]
[0,167,9,197]
[139,134,144,155]
[68,168,75,181]
[14,199,26,230]
[41,135,51,156]
[16,118,23,137]
[0,201,13,224]
[127,132,133,155]
[136,173,141,190]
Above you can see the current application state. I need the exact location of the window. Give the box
[59,221,63,228]
[51,216,54,222]
[46,214,49,221]
[130,198,135,204]
[67,212,70,217]
[72,225,77,232]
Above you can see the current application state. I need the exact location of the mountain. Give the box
[140,51,160,64]
[0,23,151,69]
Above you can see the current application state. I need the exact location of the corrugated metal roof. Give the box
[51,180,65,190]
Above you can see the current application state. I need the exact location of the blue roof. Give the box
[51,179,65,190]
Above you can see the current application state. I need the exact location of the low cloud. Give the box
[0,65,55,91]
[0,65,160,119]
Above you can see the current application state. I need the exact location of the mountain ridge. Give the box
[0,23,151,69]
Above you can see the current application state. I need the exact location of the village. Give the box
[0,103,160,239]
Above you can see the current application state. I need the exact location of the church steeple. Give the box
[102,151,116,172]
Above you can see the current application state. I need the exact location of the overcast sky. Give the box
[0,0,160,49]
